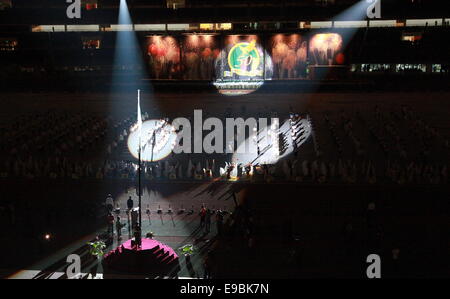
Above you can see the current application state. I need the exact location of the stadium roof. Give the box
[0,0,448,25]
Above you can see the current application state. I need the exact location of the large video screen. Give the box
[269,34,308,79]
[212,35,272,95]
[144,32,345,82]
[181,34,220,80]
[146,35,181,79]
[309,33,344,66]
[215,35,267,82]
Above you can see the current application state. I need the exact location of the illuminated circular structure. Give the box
[227,41,262,77]
[214,37,273,96]
[127,119,177,162]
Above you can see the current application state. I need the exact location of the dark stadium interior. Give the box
[0,0,449,280]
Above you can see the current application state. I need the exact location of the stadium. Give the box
[0,0,448,283]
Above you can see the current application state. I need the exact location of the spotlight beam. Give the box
[331,0,372,49]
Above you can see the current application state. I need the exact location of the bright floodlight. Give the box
[110,0,149,96]
[334,0,371,22]
[127,119,177,162]
[331,0,372,49]
[115,0,141,69]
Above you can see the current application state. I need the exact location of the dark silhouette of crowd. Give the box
[1,104,448,186]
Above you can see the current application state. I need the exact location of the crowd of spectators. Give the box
[0,105,448,186]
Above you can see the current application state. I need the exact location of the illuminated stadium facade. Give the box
[0,0,449,93]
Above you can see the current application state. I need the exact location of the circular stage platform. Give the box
[102,238,180,279]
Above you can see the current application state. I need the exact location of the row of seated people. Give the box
[1,111,110,158]
[312,105,449,162]
[1,104,448,185]
[1,155,447,185]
